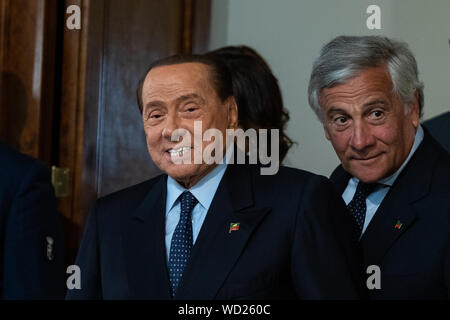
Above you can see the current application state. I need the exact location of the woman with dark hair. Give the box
[206,46,294,162]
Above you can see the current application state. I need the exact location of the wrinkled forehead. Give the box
[319,67,394,102]
[143,62,212,92]
[140,63,221,114]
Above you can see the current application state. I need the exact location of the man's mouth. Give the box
[352,153,382,161]
[167,146,192,157]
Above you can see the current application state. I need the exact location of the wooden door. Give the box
[0,0,60,165]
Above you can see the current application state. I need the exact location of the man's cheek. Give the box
[372,128,395,147]
[329,134,346,153]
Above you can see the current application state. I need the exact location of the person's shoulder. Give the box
[94,174,165,216]
[423,114,450,153]
[255,164,327,181]
[418,144,450,223]
[245,165,342,219]
[430,144,450,189]
[403,135,450,218]
[0,142,49,189]
[98,174,163,204]
[0,142,43,170]
[423,111,450,129]
[420,132,450,178]
[250,164,332,193]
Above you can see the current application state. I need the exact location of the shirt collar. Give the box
[165,143,233,214]
[377,125,424,186]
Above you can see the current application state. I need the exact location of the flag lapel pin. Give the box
[394,220,403,230]
[229,222,240,233]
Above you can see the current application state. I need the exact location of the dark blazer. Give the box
[423,111,450,153]
[67,164,364,299]
[330,130,450,299]
[0,142,65,299]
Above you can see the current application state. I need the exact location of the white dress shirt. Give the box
[164,144,234,259]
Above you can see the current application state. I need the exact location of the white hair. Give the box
[308,36,424,121]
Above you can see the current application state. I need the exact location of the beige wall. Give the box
[209,0,450,176]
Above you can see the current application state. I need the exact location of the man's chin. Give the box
[346,164,387,184]
[353,172,387,183]
[164,163,194,177]
[161,163,202,184]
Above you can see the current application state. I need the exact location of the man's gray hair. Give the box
[308,36,424,121]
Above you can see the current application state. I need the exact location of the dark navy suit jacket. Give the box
[423,111,450,153]
[67,164,364,299]
[0,142,65,299]
[330,130,450,299]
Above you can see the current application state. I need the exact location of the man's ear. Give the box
[227,96,239,129]
[324,125,331,141]
[408,90,420,128]
[320,109,331,141]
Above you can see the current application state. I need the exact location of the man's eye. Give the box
[370,110,384,119]
[186,107,198,112]
[150,113,163,119]
[334,116,348,124]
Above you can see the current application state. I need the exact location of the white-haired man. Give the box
[308,36,450,299]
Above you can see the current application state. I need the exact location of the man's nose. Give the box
[349,121,376,151]
[161,114,179,139]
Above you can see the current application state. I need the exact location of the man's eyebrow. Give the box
[144,100,164,111]
[363,99,387,108]
[144,94,205,112]
[326,99,388,116]
[326,106,348,116]
[175,93,205,105]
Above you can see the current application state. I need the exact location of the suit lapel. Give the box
[360,131,438,265]
[359,189,418,265]
[123,175,172,299]
[175,164,271,299]
[329,165,351,195]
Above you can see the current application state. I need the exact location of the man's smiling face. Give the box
[141,62,237,188]
[320,66,420,183]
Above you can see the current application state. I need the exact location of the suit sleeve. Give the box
[291,175,366,299]
[65,204,102,300]
[2,161,65,299]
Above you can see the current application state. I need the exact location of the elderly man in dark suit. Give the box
[0,142,64,299]
[67,54,363,300]
[308,35,450,299]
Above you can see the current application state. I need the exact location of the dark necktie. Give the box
[347,181,377,240]
[168,191,198,297]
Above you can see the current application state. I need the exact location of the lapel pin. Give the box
[229,222,240,233]
[394,220,403,230]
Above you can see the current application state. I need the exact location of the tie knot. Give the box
[180,191,198,219]
[355,181,377,198]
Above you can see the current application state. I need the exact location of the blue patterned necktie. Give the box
[168,191,198,297]
[347,182,377,241]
